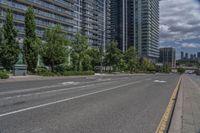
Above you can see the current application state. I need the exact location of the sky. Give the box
[159,0,200,59]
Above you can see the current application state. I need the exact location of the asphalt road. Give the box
[0,74,180,133]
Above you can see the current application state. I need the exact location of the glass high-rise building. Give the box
[110,0,159,60]
[0,0,110,47]
[110,0,128,52]
[159,48,176,68]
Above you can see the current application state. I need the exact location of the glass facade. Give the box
[110,0,128,52]
[110,0,159,60]
[0,0,109,47]
[159,48,176,68]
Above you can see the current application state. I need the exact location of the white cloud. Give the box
[181,43,200,48]
[160,0,200,42]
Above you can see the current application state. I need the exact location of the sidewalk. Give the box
[0,75,54,83]
[169,75,200,133]
[0,75,89,83]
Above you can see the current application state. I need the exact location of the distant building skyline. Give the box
[160,0,200,57]
[180,51,200,60]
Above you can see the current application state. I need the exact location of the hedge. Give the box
[36,67,56,76]
[36,67,94,77]
[62,71,95,76]
[177,68,186,74]
[0,71,9,79]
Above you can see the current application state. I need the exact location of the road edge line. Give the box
[155,76,182,133]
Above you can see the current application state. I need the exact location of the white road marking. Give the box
[0,78,115,96]
[0,79,120,101]
[0,81,141,117]
[154,80,167,83]
[61,82,79,86]
[0,77,132,100]
[0,84,95,101]
[0,84,62,95]
[97,78,111,81]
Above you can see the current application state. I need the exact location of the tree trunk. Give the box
[51,61,54,72]
[79,61,82,71]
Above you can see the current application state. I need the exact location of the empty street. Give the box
[0,74,180,133]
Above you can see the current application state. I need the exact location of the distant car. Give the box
[188,71,194,74]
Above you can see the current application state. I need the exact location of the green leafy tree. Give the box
[124,47,138,73]
[0,28,3,67]
[142,58,150,72]
[0,9,20,70]
[118,58,127,72]
[139,58,156,72]
[23,7,40,72]
[0,27,4,49]
[87,48,101,70]
[162,65,171,73]
[105,41,122,72]
[42,25,69,72]
[71,33,89,71]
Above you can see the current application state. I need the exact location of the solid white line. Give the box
[0,81,140,118]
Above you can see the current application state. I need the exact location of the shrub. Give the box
[36,67,55,76]
[177,67,185,74]
[35,67,94,77]
[62,71,95,76]
[156,65,171,73]
[0,71,9,79]
[55,64,73,74]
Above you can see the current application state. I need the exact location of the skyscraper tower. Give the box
[0,0,110,48]
[181,51,184,60]
[110,0,160,61]
[185,53,188,59]
[76,0,110,47]
[110,0,128,52]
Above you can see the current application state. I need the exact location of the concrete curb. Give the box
[156,76,182,133]
[0,73,157,83]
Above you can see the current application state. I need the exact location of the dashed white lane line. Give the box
[0,78,113,96]
[0,80,141,118]
[0,79,121,101]
[0,84,96,101]
[61,82,80,86]
[0,78,131,101]
[0,84,62,95]
[153,80,167,83]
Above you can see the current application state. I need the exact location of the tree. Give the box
[0,27,4,48]
[41,25,69,72]
[0,9,20,70]
[162,65,171,73]
[23,7,40,72]
[139,57,156,72]
[118,58,127,72]
[0,28,4,67]
[124,47,138,73]
[87,48,101,70]
[71,33,89,71]
[105,41,122,72]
